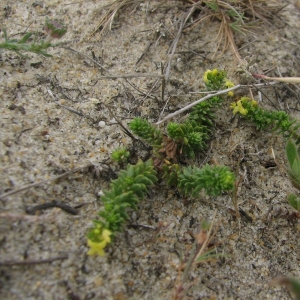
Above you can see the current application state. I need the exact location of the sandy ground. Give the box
[0,0,300,299]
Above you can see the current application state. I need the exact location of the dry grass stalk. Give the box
[252,73,300,84]
[87,0,137,40]
[183,0,282,62]
[173,211,222,300]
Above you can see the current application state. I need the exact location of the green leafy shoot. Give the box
[111,147,130,163]
[231,98,300,144]
[178,164,235,197]
[87,160,157,256]
[129,118,162,148]
[286,140,300,212]
[286,140,300,191]
[0,18,66,57]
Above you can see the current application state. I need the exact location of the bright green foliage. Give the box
[111,147,130,163]
[89,160,157,236]
[0,29,52,57]
[167,121,208,158]
[189,96,222,127]
[0,19,66,57]
[130,70,232,159]
[232,97,300,143]
[129,118,162,147]
[178,164,235,197]
[287,194,300,212]
[203,69,227,90]
[286,140,300,212]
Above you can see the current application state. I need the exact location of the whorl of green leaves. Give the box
[111,147,130,163]
[96,160,157,233]
[178,164,235,197]
[129,118,162,147]
[189,96,222,127]
[167,120,208,158]
[205,69,227,90]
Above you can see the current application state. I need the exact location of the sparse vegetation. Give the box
[0,18,66,57]
[1,1,299,299]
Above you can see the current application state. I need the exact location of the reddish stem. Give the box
[252,73,266,79]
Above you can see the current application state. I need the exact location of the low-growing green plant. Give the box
[230,98,300,214]
[0,18,66,57]
[111,147,130,163]
[87,68,237,256]
[230,97,300,143]
[87,161,235,256]
[178,164,235,197]
[130,69,234,160]
[129,117,163,148]
[87,160,157,256]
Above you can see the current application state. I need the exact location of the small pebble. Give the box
[98,121,106,128]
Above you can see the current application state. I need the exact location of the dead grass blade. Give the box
[87,0,137,40]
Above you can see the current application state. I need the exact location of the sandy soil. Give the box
[0,1,300,299]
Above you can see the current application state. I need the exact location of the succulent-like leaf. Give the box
[287,194,300,212]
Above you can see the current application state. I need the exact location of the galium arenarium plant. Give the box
[87,68,236,256]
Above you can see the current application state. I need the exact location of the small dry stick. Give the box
[0,164,91,200]
[155,85,240,124]
[61,46,111,73]
[252,73,300,84]
[0,255,68,266]
[155,82,278,125]
[97,73,164,80]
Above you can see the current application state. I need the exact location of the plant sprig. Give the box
[178,164,235,197]
[230,97,300,144]
[87,69,237,256]
[0,18,67,57]
[87,160,157,256]
[285,140,300,213]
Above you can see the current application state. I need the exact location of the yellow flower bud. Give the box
[251,100,258,107]
[203,69,211,83]
[87,229,112,256]
[211,69,218,76]
[87,239,107,256]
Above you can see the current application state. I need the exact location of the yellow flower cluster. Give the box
[203,69,219,83]
[230,97,258,116]
[203,69,235,97]
[87,228,112,256]
[225,80,235,97]
[230,100,248,115]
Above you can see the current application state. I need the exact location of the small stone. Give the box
[98,121,106,128]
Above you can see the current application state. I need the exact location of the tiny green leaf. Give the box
[286,140,297,169]
[287,194,300,212]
